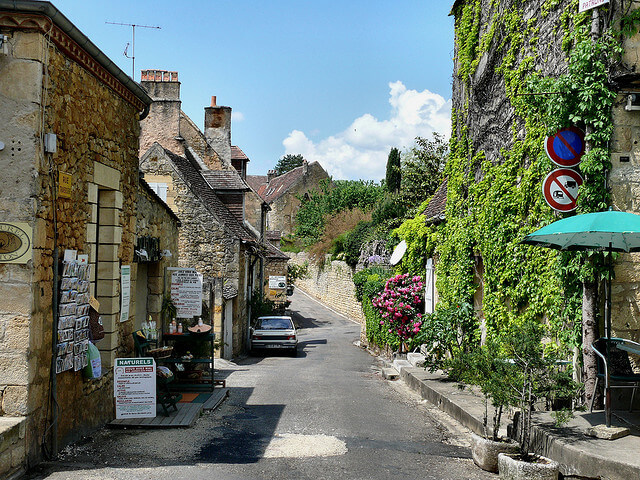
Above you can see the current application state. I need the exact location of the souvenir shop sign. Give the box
[170,268,202,318]
[114,357,156,419]
[0,222,32,264]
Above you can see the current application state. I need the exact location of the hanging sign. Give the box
[114,358,156,419]
[579,0,609,13]
[544,127,585,167]
[542,168,584,212]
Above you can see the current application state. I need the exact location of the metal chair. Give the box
[590,337,640,412]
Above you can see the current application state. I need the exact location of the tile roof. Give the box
[162,147,255,242]
[247,165,309,204]
[231,146,249,161]
[161,147,288,261]
[201,170,250,191]
[263,240,289,260]
[246,174,268,192]
[422,178,448,224]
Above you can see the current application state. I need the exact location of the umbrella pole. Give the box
[605,243,612,428]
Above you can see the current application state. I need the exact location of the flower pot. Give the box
[498,452,559,480]
[470,432,519,473]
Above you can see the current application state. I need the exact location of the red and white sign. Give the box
[542,169,584,212]
[579,0,609,13]
[544,127,585,167]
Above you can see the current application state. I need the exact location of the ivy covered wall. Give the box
[434,0,640,362]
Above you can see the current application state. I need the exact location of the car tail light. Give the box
[287,335,296,340]
[252,335,262,340]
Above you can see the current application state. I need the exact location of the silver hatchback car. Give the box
[250,316,298,356]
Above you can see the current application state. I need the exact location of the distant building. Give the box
[138,70,288,359]
[247,161,330,238]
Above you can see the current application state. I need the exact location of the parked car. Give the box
[250,316,297,356]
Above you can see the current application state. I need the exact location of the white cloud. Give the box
[232,111,245,122]
[282,81,451,180]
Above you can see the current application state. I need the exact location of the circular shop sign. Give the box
[544,127,585,167]
[0,223,31,263]
[542,168,584,212]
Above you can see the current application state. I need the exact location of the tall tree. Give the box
[399,133,448,207]
[274,154,305,176]
[385,147,401,194]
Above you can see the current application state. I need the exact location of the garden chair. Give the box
[589,337,640,412]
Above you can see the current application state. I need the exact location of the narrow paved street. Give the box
[27,290,492,480]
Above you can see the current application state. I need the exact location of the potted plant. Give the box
[494,319,576,480]
[457,341,519,473]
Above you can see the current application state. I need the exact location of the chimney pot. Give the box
[211,96,217,107]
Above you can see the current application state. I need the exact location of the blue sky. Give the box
[51,0,455,180]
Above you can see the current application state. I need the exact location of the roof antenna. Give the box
[106,21,161,79]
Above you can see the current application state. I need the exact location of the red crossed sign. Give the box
[542,168,584,212]
[544,127,585,167]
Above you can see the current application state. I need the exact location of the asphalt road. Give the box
[26,289,492,480]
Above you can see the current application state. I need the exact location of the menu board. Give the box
[56,256,91,374]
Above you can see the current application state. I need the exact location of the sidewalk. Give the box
[390,360,640,479]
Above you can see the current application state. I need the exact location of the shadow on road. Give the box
[198,398,285,464]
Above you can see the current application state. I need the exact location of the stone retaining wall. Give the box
[289,253,365,335]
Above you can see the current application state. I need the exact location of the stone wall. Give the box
[139,146,250,356]
[0,23,147,471]
[132,183,180,335]
[289,253,365,331]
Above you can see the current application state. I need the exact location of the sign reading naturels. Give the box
[170,268,203,318]
[579,0,609,13]
[544,127,585,167]
[542,168,584,212]
[0,222,32,264]
[114,358,156,419]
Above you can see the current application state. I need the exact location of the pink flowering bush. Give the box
[371,273,425,351]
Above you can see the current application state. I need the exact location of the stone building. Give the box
[247,160,330,238]
[0,2,179,476]
[138,70,288,359]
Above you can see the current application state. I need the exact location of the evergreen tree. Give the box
[274,154,305,176]
[385,147,401,194]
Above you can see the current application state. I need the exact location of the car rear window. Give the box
[258,318,293,329]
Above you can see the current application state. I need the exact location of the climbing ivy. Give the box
[391,0,625,362]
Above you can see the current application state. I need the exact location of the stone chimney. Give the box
[204,96,232,167]
[139,70,182,156]
[267,169,277,183]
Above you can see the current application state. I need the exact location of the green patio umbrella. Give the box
[522,210,640,427]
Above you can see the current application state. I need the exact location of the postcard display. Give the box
[56,258,92,374]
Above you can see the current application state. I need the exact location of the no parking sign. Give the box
[542,169,584,212]
[544,127,585,167]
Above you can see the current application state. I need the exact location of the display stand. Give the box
[160,332,215,392]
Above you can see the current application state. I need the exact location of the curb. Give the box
[388,361,640,480]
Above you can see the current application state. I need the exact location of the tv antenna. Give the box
[106,21,161,79]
